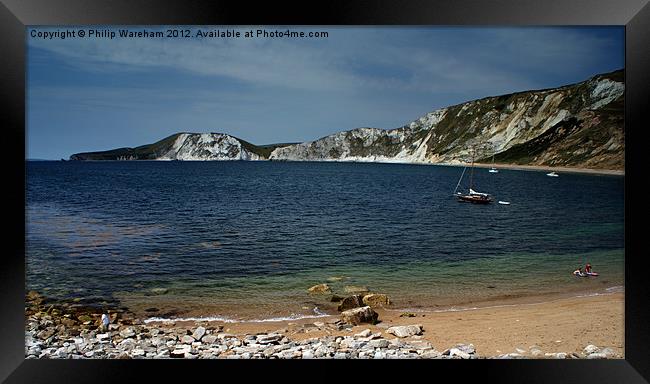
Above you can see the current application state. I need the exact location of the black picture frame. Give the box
[2,0,648,382]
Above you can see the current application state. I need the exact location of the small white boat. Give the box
[498,201,510,205]
[488,154,499,173]
[546,171,559,177]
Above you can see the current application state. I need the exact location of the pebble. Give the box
[181,335,195,344]
[192,327,206,341]
[96,333,110,341]
[257,334,282,344]
[203,335,218,344]
[354,329,372,338]
[385,325,423,338]
[120,328,136,338]
[448,348,471,359]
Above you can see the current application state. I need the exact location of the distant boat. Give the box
[488,154,499,173]
[498,201,510,205]
[454,148,492,204]
[546,171,559,177]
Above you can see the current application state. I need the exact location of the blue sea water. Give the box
[26,161,624,320]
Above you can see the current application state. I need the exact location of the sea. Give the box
[26,160,624,322]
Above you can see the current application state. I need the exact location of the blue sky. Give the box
[27,26,624,159]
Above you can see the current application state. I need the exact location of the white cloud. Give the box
[29,26,621,97]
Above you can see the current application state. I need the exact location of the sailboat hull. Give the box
[456,195,492,204]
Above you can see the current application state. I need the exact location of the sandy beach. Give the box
[448,162,624,176]
[202,291,624,357]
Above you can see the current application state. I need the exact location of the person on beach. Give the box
[101,313,110,332]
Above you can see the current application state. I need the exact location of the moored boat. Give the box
[453,147,493,204]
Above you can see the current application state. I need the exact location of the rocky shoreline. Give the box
[25,291,620,359]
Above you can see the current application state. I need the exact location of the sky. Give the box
[27,26,624,160]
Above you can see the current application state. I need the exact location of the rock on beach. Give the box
[192,326,206,341]
[362,294,390,307]
[340,306,378,325]
[386,325,423,338]
[338,295,364,311]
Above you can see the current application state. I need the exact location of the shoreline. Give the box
[34,159,624,176]
[446,162,624,176]
[138,285,624,324]
[25,288,624,359]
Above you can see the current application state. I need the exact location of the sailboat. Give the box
[489,154,499,173]
[454,149,492,204]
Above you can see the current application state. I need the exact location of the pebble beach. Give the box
[25,289,623,360]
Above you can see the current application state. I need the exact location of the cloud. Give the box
[28,26,621,97]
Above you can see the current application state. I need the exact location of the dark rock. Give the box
[330,295,344,302]
[338,295,364,312]
[340,306,378,325]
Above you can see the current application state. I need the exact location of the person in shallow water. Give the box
[585,263,593,274]
[573,267,586,277]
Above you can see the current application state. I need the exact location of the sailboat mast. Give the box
[469,148,475,190]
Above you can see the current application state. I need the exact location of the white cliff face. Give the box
[270,71,624,168]
[158,133,261,161]
[70,71,623,169]
[589,78,625,109]
[268,127,429,164]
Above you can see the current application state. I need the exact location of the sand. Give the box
[449,162,624,176]
[194,292,624,357]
